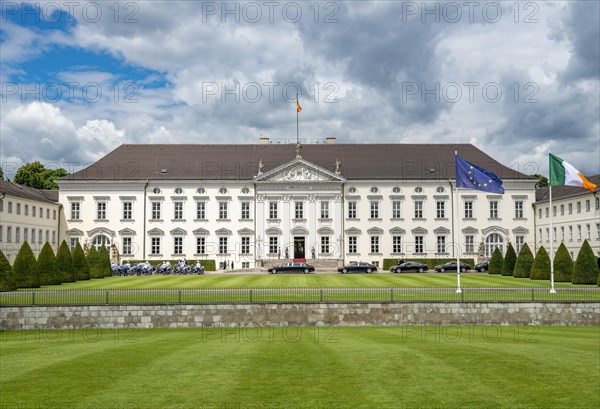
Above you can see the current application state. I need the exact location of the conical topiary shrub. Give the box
[554,242,574,282]
[501,243,517,276]
[488,247,504,274]
[530,246,551,280]
[87,246,104,279]
[572,240,600,285]
[98,245,112,277]
[13,242,40,288]
[0,250,17,291]
[513,243,534,278]
[56,241,75,283]
[72,242,90,281]
[38,242,60,285]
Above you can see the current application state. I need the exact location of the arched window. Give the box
[485,233,504,258]
[92,234,111,251]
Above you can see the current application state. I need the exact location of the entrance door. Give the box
[293,237,305,260]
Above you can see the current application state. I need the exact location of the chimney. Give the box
[325,137,336,144]
[259,136,270,144]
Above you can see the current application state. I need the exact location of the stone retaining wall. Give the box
[1,302,598,330]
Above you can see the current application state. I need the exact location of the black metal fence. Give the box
[1,287,600,305]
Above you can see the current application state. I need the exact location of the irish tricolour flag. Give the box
[549,153,597,192]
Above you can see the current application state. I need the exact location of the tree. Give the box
[532,173,549,188]
[0,250,17,291]
[513,243,534,278]
[87,246,104,279]
[501,243,517,276]
[554,243,574,282]
[37,242,60,285]
[98,245,112,277]
[56,241,75,283]
[530,246,551,280]
[572,240,600,285]
[0,167,4,181]
[488,247,504,274]
[13,242,40,288]
[13,161,68,190]
[72,242,90,281]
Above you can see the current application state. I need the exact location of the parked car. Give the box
[268,262,314,274]
[390,262,429,273]
[474,260,489,272]
[434,261,471,273]
[337,262,378,274]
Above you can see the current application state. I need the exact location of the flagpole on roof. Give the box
[296,93,299,145]
[548,151,556,293]
[455,150,462,293]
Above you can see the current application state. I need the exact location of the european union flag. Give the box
[455,155,505,194]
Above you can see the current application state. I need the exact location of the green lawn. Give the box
[1,326,598,409]
[29,273,598,289]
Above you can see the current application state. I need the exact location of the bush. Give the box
[554,243,573,282]
[0,250,17,291]
[56,241,75,283]
[38,242,60,285]
[501,243,517,276]
[72,242,90,281]
[13,242,40,288]
[513,243,534,278]
[572,240,600,285]
[488,247,503,274]
[87,246,104,279]
[530,246,551,280]
[98,245,112,277]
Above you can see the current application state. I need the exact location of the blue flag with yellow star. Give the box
[455,155,505,194]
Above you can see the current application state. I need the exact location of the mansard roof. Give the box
[63,143,533,182]
[0,180,59,203]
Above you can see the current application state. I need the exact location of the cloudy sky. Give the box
[1,1,598,178]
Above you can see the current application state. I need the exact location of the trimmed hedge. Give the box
[572,240,600,285]
[98,245,112,277]
[13,241,40,288]
[38,242,61,285]
[530,246,551,280]
[72,242,90,280]
[56,241,75,283]
[513,243,534,278]
[0,250,17,291]
[383,258,475,271]
[501,243,517,276]
[554,242,573,282]
[87,246,104,279]
[488,248,503,274]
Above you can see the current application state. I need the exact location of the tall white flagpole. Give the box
[455,151,462,293]
[549,183,556,293]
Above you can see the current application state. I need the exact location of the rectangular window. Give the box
[8,201,12,213]
[552,206,556,217]
[538,228,542,242]
[219,202,228,219]
[269,237,278,255]
[196,202,205,219]
[515,236,524,253]
[370,201,379,218]
[24,204,28,216]
[553,227,557,242]
[489,201,498,218]
[585,200,591,212]
[320,236,330,254]
[7,226,12,242]
[576,202,581,213]
[241,237,250,254]
[577,225,582,240]
[545,207,549,218]
[586,224,591,239]
[569,226,573,240]
[348,236,357,254]
[295,201,303,219]
[38,230,42,244]
[122,237,132,255]
[269,201,278,219]
[52,231,56,244]
[596,223,600,239]
[71,202,80,220]
[348,201,357,219]
[560,204,564,215]
[392,201,402,219]
[174,202,183,220]
[45,230,49,243]
[123,202,132,220]
[436,236,446,253]
[0,226,2,242]
[53,209,56,220]
[370,236,380,253]
[46,209,50,219]
[151,237,161,255]
[97,202,106,220]
[545,228,550,242]
[15,227,20,243]
[320,201,329,219]
[561,227,565,241]
[596,197,600,210]
[69,237,78,251]
[465,235,474,253]
[465,201,473,218]
[392,236,402,253]
[538,208,542,219]
[568,203,573,214]
[414,236,424,254]
[241,202,250,219]
[152,202,161,220]
[0,199,3,212]
[24,228,29,243]
[436,201,445,218]
[16,203,21,215]
[219,237,228,254]
[32,206,36,217]
[196,237,206,254]
[515,201,524,218]
[174,237,183,255]
[414,201,423,218]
